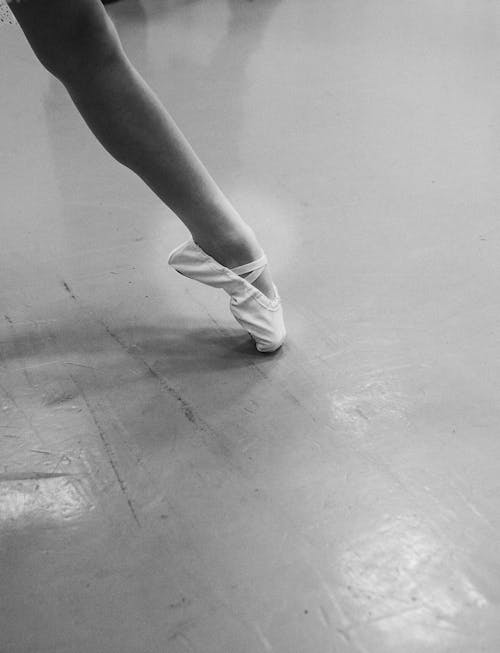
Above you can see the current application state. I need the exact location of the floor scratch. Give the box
[254,624,273,652]
[61,280,77,301]
[0,472,74,481]
[99,320,235,461]
[72,375,141,527]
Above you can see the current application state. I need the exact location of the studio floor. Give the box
[1,1,500,651]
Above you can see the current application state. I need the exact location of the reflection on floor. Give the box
[1,1,500,651]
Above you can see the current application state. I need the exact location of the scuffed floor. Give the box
[1,1,500,651]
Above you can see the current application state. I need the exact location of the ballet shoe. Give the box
[168,239,286,352]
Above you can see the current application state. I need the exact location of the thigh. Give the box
[9,0,121,77]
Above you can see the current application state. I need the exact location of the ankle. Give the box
[194,224,261,269]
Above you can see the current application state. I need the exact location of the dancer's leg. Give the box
[10,0,276,298]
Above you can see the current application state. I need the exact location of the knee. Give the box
[35,11,122,83]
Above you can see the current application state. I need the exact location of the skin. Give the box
[8,0,276,298]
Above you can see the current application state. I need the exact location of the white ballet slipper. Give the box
[168,239,286,352]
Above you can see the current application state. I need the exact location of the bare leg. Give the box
[10,0,276,298]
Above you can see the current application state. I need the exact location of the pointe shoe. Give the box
[168,239,286,352]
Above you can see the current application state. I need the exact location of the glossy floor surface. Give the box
[1,1,500,651]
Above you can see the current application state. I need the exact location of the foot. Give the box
[194,225,276,300]
[168,238,286,352]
